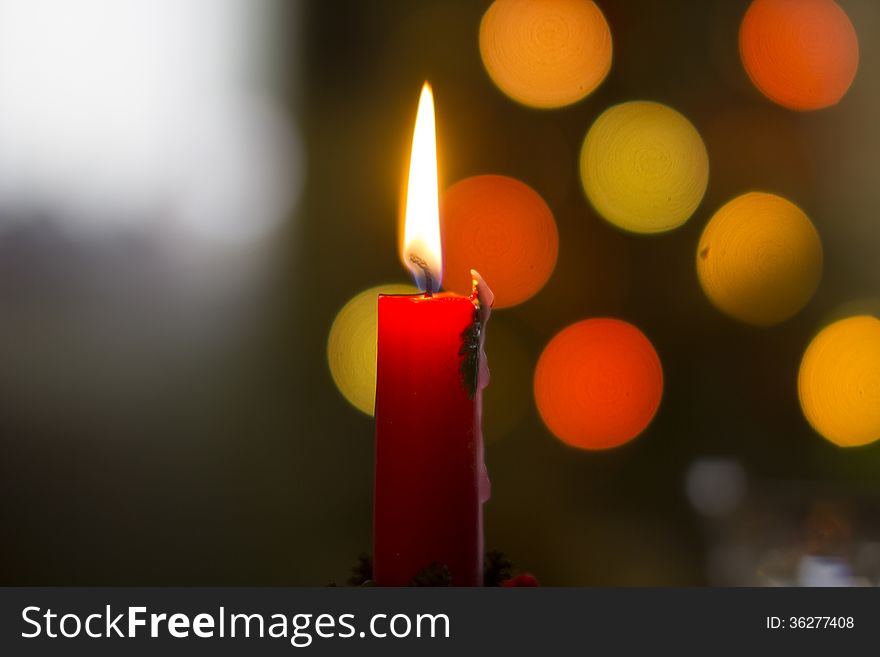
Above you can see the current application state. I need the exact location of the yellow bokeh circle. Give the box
[798,315,880,447]
[479,0,612,109]
[327,283,417,415]
[697,192,822,326]
[580,101,709,233]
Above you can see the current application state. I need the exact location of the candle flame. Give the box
[402,82,442,293]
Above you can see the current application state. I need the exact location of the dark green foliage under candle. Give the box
[483,549,513,587]
[343,550,522,587]
[409,563,452,587]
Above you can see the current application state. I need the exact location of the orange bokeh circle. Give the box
[739,0,859,110]
[479,0,612,109]
[534,318,663,450]
[441,175,558,308]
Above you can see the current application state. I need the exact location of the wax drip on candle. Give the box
[472,269,493,507]
[472,270,494,390]
[460,270,494,399]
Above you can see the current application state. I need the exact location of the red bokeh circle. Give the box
[739,0,859,110]
[441,175,558,308]
[534,318,663,449]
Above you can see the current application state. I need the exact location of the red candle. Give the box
[373,83,491,586]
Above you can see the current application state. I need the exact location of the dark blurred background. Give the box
[1,0,879,586]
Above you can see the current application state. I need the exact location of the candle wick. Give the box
[408,253,434,297]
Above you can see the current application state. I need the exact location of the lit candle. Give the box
[373,83,492,586]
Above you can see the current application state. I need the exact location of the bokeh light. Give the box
[479,0,612,109]
[580,101,709,234]
[798,315,880,447]
[327,283,418,415]
[739,0,859,111]
[685,458,747,517]
[697,192,822,326]
[0,0,301,245]
[534,318,663,449]
[441,174,558,308]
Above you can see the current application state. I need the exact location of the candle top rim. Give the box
[378,291,478,305]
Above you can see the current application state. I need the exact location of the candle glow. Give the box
[402,82,443,292]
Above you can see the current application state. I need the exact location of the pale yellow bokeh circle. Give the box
[479,0,612,109]
[697,192,822,326]
[327,284,417,415]
[580,101,709,233]
[798,315,880,447]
